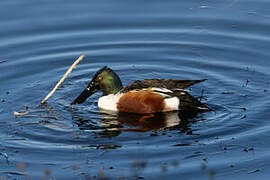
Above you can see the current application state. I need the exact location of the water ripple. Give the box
[1,0,270,179]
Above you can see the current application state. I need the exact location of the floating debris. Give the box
[172,143,190,147]
[136,176,145,179]
[243,146,255,152]
[14,104,30,117]
[13,111,29,117]
[99,145,121,150]
[0,59,8,63]
[222,91,235,94]
[83,144,121,150]
[243,79,249,87]
[2,171,27,176]
[240,94,248,97]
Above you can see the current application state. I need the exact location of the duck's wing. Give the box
[121,79,207,93]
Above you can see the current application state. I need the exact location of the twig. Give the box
[14,111,29,117]
[41,55,84,104]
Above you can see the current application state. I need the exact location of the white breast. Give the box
[98,93,122,112]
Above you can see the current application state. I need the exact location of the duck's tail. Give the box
[175,90,211,112]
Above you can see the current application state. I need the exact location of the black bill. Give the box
[71,80,98,105]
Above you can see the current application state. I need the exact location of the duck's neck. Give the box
[102,73,123,96]
[105,82,123,95]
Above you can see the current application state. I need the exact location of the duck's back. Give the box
[121,79,207,93]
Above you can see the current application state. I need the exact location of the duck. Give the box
[71,66,210,114]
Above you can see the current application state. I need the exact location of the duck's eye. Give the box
[98,76,103,81]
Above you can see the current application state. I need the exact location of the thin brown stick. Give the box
[41,55,84,104]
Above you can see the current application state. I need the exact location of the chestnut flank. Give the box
[117,90,165,114]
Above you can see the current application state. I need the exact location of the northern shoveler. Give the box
[71,66,210,114]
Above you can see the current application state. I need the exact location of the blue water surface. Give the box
[0,0,270,179]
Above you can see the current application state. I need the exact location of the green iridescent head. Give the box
[71,66,123,104]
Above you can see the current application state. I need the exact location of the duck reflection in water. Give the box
[72,109,200,137]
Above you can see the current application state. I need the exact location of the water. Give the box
[1,0,270,179]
